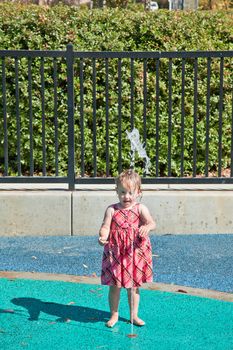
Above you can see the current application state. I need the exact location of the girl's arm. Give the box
[139,203,156,237]
[98,206,114,246]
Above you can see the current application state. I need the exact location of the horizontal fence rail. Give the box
[0,45,233,189]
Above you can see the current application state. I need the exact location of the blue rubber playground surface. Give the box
[0,234,233,349]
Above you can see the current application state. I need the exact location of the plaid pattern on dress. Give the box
[101,203,153,288]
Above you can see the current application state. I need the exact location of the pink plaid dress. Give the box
[101,203,153,288]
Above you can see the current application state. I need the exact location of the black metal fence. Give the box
[0,44,233,189]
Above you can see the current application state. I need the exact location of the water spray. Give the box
[126,128,151,175]
[126,127,151,339]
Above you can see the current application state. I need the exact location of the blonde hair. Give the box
[115,169,142,193]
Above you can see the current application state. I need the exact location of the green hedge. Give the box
[0,5,232,51]
[0,4,233,177]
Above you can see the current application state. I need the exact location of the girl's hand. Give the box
[98,237,109,246]
[139,224,151,237]
[99,225,110,246]
[98,206,113,246]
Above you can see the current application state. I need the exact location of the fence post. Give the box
[67,43,75,190]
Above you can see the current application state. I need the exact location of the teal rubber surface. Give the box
[0,278,232,350]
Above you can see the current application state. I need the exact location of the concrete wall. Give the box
[0,191,71,236]
[0,185,233,236]
[73,189,233,235]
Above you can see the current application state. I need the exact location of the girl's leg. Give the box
[106,285,121,327]
[127,287,145,326]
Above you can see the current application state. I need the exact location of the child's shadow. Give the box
[11,297,126,324]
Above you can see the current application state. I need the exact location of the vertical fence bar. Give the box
[53,58,59,176]
[2,58,8,176]
[130,58,134,130]
[28,57,34,176]
[218,56,224,177]
[143,59,147,176]
[180,58,185,177]
[231,76,233,177]
[67,44,75,190]
[15,57,21,176]
[40,57,46,176]
[105,58,110,176]
[118,58,122,174]
[155,58,160,177]
[143,59,147,145]
[79,58,85,177]
[168,58,172,177]
[193,57,198,177]
[205,57,211,177]
[92,58,97,177]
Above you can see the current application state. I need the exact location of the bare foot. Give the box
[131,316,145,326]
[106,314,118,328]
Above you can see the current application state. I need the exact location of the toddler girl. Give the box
[98,169,156,328]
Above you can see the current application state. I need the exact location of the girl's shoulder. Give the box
[138,203,149,214]
[106,203,118,214]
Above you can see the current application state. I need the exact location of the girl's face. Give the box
[116,184,140,209]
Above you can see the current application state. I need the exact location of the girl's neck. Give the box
[116,202,138,210]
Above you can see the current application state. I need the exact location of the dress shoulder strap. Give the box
[111,204,119,211]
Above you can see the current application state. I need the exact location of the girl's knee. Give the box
[110,285,121,293]
[127,287,140,294]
